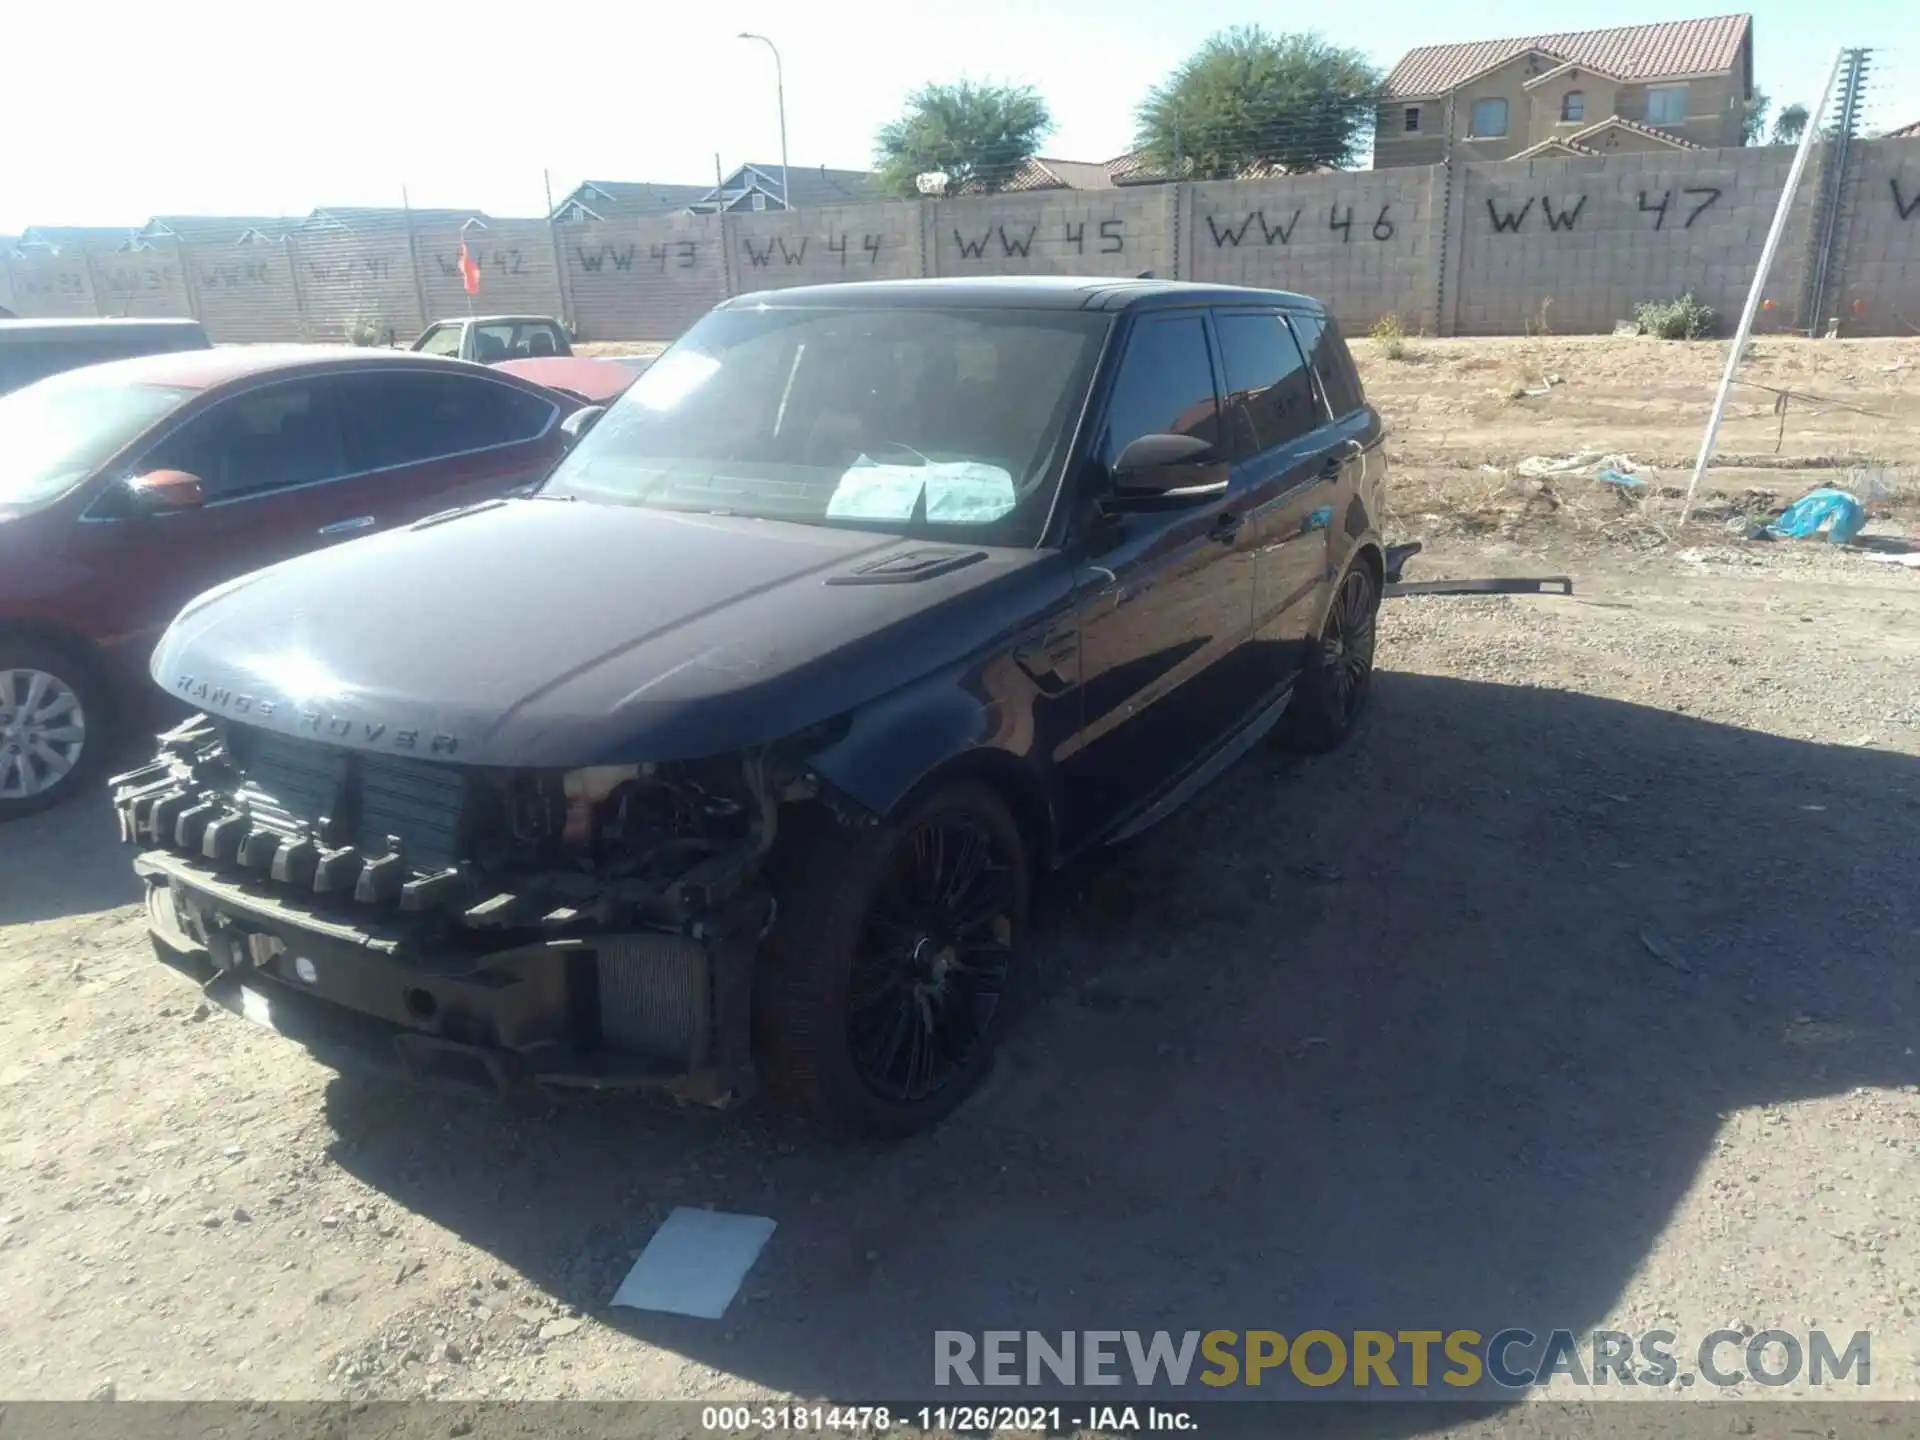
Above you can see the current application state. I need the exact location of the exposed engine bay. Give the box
[110,713,822,938]
[109,714,852,1098]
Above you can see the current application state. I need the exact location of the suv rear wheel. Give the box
[758,781,1031,1137]
[1276,562,1380,754]
[0,641,110,820]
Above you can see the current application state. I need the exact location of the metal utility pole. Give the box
[1804,47,1873,336]
[738,33,790,210]
[1679,47,1846,527]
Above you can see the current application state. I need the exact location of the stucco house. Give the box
[1374,14,1755,166]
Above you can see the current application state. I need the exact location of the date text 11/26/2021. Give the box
[699,1406,1198,1433]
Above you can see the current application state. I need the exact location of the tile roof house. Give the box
[134,216,302,248]
[549,165,886,220]
[15,224,143,254]
[550,180,717,223]
[686,163,887,213]
[986,151,1340,194]
[996,156,1121,193]
[1374,14,1755,167]
[1886,120,1920,140]
[302,206,494,233]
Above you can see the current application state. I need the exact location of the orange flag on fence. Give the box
[458,239,481,296]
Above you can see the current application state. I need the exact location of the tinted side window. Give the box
[516,322,565,357]
[341,373,554,472]
[415,324,463,357]
[473,324,516,363]
[146,381,351,500]
[1213,312,1319,452]
[1099,315,1221,472]
[1288,314,1365,419]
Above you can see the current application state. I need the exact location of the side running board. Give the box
[1385,576,1574,598]
[1381,540,1573,598]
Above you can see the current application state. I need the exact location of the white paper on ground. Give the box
[824,456,1016,524]
[237,987,277,1031]
[1861,550,1920,568]
[610,1207,776,1319]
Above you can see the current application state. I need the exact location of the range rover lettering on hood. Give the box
[173,675,461,754]
[149,499,1053,767]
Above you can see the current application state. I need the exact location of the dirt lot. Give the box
[2,337,1918,1421]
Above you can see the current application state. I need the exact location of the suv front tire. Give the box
[757,780,1031,1137]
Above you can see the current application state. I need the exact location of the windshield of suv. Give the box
[0,369,197,510]
[541,305,1109,546]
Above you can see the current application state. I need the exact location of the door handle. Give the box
[1319,454,1344,478]
[1210,511,1244,545]
[318,516,376,536]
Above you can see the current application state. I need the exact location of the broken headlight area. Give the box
[109,713,810,933]
[109,713,831,1098]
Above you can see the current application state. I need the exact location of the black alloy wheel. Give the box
[1277,562,1380,753]
[758,780,1031,1137]
[845,811,1016,1105]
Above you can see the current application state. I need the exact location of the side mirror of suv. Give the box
[1109,433,1228,506]
[126,469,207,511]
[560,406,606,452]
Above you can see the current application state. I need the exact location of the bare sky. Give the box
[2,0,1913,233]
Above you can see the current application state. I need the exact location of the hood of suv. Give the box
[150,498,1056,766]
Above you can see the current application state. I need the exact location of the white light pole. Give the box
[1679,48,1846,527]
[737,32,790,211]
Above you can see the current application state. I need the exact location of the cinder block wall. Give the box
[5,142,1916,341]
[559,213,726,342]
[190,245,304,342]
[84,247,194,320]
[1449,147,1814,334]
[1186,169,1434,331]
[730,203,923,293]
[414,220,564,324]
[5,253,96,317]
[1828,138,1920,334]
[928,187,1177,278]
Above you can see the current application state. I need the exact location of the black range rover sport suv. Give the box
[111,277,1392,1136]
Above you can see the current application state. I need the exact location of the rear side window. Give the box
[1099,314,1222,471]
[516,322,566,357]
[146,380,352,500]
[473,324,517,363]
[415,324,463,357]
[1287,313,1366,419]
[340,372,555,471]
[1213,311,1319,453]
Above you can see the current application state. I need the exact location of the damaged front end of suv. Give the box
[112,710,848,1105]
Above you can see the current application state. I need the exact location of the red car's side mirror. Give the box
[127,469,208,510]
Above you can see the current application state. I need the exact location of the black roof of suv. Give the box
[0,317,210,396]
[716,275,1330,314]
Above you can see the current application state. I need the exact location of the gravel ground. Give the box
[2,526,1916,1420]
[2,336,1918,1429]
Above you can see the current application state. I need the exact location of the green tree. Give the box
[1741,87,1771,144]
[874,81,1052,197]
[1771,103,1810,145]
[1134,27,1382,180]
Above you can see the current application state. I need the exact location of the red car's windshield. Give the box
[0,368,197,511]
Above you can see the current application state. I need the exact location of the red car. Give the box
[0,346,585,817]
